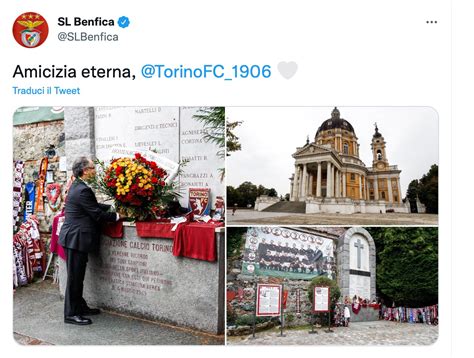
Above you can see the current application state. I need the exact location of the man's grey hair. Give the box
[72,156,92,178]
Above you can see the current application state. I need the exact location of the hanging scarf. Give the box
[23,182,36,221]
[352,302,362,314]
[34,157,48,213]
[13,161,25,231]
[16,217,43,274]
[13,236,28,286]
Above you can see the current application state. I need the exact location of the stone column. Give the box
[374,176,379,200]
[342,172,346,197]
[365,177,369,200]
[335,170,340,198]
[387,177,393,203]
[64,107,96,169]
[316,162,322,197]
[301,163,307,199]
[326,162,332,197]
[291,165,298,200]
[397,178,402,203]
[359,174,363,200]
[332,165,336,197]
[308,173,313,196]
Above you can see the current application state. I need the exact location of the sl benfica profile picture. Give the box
[13,12,49,48]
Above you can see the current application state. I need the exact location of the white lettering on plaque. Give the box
[94,107,225,209]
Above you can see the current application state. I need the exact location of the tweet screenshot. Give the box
[2,1,452,357]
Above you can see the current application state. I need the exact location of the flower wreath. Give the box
[46,183,62,211]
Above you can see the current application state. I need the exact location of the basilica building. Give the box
[287,107,409,214]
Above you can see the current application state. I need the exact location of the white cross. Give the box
[354,239,364,269]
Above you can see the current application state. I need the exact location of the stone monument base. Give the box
[59,225,225,334]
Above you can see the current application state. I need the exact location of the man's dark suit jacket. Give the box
[59,179,117,253]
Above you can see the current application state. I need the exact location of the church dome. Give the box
[316,107,355,136]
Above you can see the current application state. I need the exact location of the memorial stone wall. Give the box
[94,106,224,209]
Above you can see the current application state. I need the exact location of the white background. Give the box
[1,0,472,357]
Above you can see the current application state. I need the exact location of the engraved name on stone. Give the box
[90,238,174,298]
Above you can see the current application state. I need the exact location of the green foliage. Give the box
[285,313,295,323]
[226,119,242,155]
[227,227,247,259]
[235,314,271,327]
[406,164,438,214]
[193,107,225,158]
[193,107,225,180]
[227,304,237,325]
[307,277,341,306]
[418,164,438,213]
[307,277,341,327]
[366,227,438,307]
[227,181,278,207]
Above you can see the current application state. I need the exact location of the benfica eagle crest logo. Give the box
[13,12,49,48]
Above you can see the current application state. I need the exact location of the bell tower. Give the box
[371,123,389,170]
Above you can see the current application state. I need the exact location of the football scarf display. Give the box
[34,157,48,213]
[13,217,43,287]
[23,182,36,221]
[382,304,438,324]
[13,161,25,231]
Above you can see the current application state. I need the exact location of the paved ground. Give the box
[227,321,438,345]
[228,209,438,225]
[13,280,223,345]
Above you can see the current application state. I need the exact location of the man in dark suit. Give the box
[59,157,121,325]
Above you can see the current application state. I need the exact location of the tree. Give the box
[226,119,242,155]
[418,164,438,214]
[406,179,420,212]
[366,227,438,307]
[237,181,259,207]
[307,277,341,326]
[267,188,278,197]
[257,184,267,197]
[227,185,243,207]
[193,107,225,180]
[227,182,279,207]
[193,107,225,158]
[406,164,438,214]
[227,227,247,259]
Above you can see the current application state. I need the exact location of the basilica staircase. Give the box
[262,201,306,213]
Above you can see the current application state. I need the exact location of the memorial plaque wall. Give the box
[94,106,224,208]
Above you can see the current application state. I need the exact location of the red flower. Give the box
[134,153,141,160]
[151,177,158,184]
[115,166,123,175]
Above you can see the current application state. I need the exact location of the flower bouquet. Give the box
[94,153,180,221]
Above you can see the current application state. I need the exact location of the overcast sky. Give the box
[226,107,439,197]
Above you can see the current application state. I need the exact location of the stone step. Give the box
[262,201,306,213]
